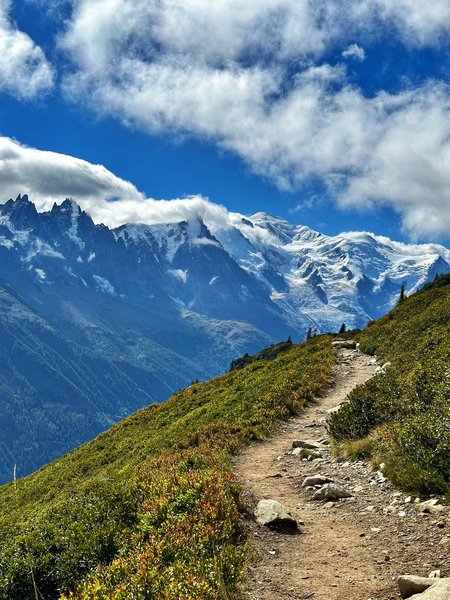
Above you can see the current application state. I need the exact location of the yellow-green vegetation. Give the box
[0,337,334,600]
[329,275,450,499]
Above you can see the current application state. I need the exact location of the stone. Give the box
[398,575,434,598]
[407,579,450,599]
[419,500,445,514]
[398,577,450,599]
[292,439,322,450]
[299,449,323,460]
[332,339,357,349]
[254,499,298,531]
[313,483,353,501]
[302,475,333,487]
[429,571,441,579]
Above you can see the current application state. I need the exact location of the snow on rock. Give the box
[0,196,449,336]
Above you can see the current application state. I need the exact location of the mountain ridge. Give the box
[0,193,449,482]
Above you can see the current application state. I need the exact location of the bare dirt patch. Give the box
[234,348,450,600]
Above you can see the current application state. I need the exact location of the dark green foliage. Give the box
[329,372,402,441]
[0,337,334,599]
[229,339,294,371]
[338,323,346,334]
[330,276,450,497]
[0,484,141,599]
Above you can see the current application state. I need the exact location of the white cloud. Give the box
[48,0,450,238]
[370,0,450,46]
[0,136,235,229]
[0,0,53,98]
[6,0,450,239]
[0,136,144,211]
[2,132,450,240]
[342,44,366,61]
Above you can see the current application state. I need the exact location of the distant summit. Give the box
[0,194,449,481]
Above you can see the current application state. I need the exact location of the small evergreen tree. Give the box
[338,323,346,335]
[398,284,407,304]
[287,335,292,344]
[306,328,313,340]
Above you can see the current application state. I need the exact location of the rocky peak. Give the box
[50,198,82,216]
[0,194,38,229]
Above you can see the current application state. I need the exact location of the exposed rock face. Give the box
[254,499,298,531]
[398,576,434,598]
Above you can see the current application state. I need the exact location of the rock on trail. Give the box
[234,347,450,600]
[398,574,450,599]
[254,499,299,532]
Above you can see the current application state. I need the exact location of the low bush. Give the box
[0,336,335,599]
[330,277,450,499]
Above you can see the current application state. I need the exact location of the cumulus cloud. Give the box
[342,44,366,61]
[3,133,450,240]
[9,0,450,238]
[0,137,143,209]
[45,0,450,238]
[0,0,53,98]
[370,0,450,46]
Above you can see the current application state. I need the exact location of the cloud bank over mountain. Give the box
[3,1,450,238]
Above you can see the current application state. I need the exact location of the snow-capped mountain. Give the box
[0,194,448,482]
[2,194,449,338]
[212,211,450,329]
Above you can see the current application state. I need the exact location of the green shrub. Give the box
[329,371,402,441]
[330,279,450,499]
[0,337,334,599]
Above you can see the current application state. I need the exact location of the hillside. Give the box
[1,195,449,482]
[0,336,334,599]
[329,274,450,498]
[0,275,448,599]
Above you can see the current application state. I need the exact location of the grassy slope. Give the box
[0,337,334,599]
[329,276,450,498]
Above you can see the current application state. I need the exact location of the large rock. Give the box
[398,576,450,599]
[415,580,450,599]
[292,439,322,450]
[254,499,298,531]
[418,499,445,514]
[332,339,357,349]
[313,483,353,500]
[398,576,434,598]
[302,475,334,487]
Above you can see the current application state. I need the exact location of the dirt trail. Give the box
[235,348,450,600]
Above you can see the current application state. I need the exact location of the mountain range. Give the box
[0,193,449,482]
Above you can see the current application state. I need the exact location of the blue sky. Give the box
[1,0,450,244]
